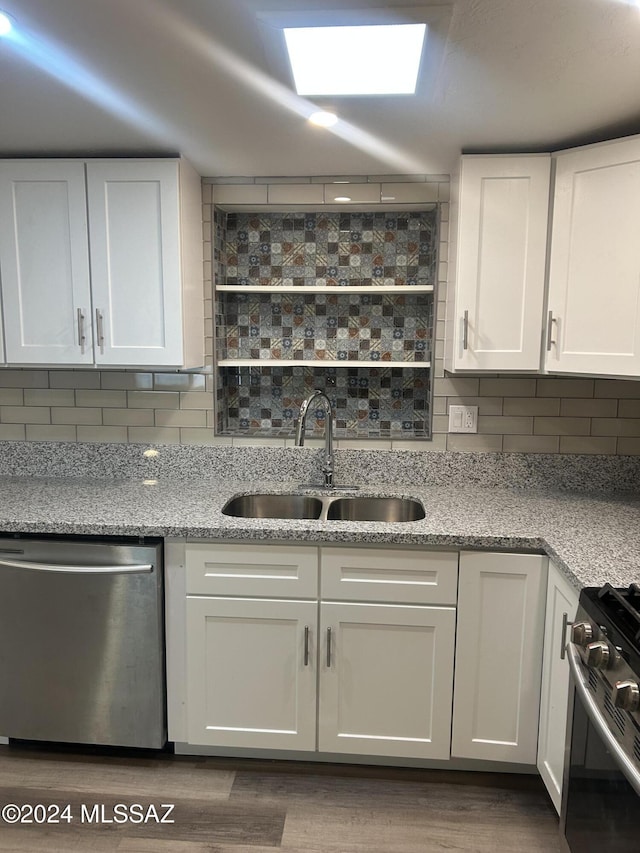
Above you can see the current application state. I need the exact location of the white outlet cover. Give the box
[448,405,478,433]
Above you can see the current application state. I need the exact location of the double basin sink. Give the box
[222,492,425,523]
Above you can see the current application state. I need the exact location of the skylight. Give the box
[283,23,427,96]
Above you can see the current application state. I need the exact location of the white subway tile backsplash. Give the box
[127,391,180,410]
[559,436,618,454]
[268,184,325,205]
[25,424,75,441]
[101,372,154,390]
[76,390,126,408]
[0,423,26,440]
[1,406,50,424]
[25,389,75,407]
[215,185,268,205]
[127,426,181,444]
[103,409,154,426]
[77,425,128,443]
[49,371,101,389]
[0,370,49,388]
[0,389,24,406]
[503,435,560,453]
[446,433,503,452]
[52,407,102,425]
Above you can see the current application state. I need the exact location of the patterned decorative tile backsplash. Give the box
[217,366,430,438]
[222,210,437,287]
[214,208,438,438]
[217,292,432,363]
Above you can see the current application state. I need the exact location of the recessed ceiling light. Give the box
[308,110,338,128]
[284,23,426,96]
[0,10,14,36]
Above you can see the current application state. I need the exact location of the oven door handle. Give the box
[567,642,640,797]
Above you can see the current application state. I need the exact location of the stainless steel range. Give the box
[563,583,640,853]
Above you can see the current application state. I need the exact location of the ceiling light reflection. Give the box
[309,110,338,127]
[0,10,13,36]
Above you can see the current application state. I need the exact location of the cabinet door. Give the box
[447,155,550,372]
[86,160,185,367]
[186,596,317,750]
[0,160,93,364]
[452,551,547,764]
[546,136,640,376]
[318,602,455,759]
[537,565,579,813]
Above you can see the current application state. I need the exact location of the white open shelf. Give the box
[218,358,430,368]
[216,284,434,294]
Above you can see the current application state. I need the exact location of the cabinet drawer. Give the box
[185,543,318,598]
[320,548,458,605]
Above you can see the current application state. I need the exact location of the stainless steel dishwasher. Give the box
[0,535,166,749]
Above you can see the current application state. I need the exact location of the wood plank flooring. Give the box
[0,743,562,852]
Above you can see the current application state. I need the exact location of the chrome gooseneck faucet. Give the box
[295,389,335,488]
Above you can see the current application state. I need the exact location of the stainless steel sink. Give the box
[325,496,425,522]
[221,492,424,522]
[222,493,323,520]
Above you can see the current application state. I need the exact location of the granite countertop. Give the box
[0,475,638,591]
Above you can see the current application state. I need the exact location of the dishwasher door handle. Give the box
[0,558,153,574]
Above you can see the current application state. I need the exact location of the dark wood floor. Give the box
[0,743,562,852]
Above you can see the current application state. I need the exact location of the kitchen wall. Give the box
[0,176,639,454]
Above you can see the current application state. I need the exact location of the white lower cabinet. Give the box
[451,551,548,764]
[183,543,458,760]
[186,596,317,751]
[537,564,579,813]
[318,601,455,759]
[181,543,555,770]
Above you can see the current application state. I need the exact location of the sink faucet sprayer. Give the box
[295,390,335,488]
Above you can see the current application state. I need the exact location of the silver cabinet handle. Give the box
[567,642,640,796]
[546,310,556,351]
[560,612,571,660]
[0,558,152,574]
[77,308,86,353]
[96,309,105,352]
[304,625,310,666]
[462,310,469,350]
[326,627,332,667]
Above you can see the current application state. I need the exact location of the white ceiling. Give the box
[1,0,639,178]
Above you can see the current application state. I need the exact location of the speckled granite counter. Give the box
[0,474,639,591]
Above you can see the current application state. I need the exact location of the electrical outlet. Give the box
[448,405,478,433]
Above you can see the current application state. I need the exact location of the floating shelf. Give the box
[218,359,431,368]
[216,284,434,294]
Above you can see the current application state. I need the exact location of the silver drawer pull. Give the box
[462,310,469,350]
[304,625,310,666]
[327,627,332,667]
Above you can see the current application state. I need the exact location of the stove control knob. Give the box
[613,680,640,712]
[585,641,610,670]
[571,621,594,647]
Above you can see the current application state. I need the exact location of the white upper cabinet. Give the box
[0,158,203,368]
[446,154,551,372]
[0,160,94,365]
[545,135,640,376]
